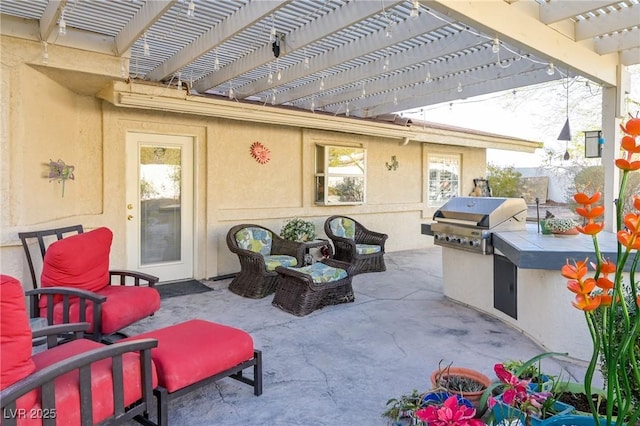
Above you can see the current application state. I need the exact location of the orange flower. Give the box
[617,230,640,249]
[561,259,588,280]
[576,205,604,219]
[596,277,614,290]
[577,222,605,235]
[599,293,613,307]
[634,196,640,211]
[620,116,640,137]
[623,213,640,234]
[621,135,640,154]
[574,192,601,205]
[572,294,601,311]
[615,158,640,171]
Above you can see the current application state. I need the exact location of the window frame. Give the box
[427,153,461,208]
[315,144,366,206]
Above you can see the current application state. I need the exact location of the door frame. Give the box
[125,131,196,282]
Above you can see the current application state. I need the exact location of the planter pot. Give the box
[491,394,574,426]
[551,228,579,236]
[422,391,473,409]
[429,366,491,411]
[543,414,624,426]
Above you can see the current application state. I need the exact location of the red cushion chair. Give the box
[19,225,161,342]
[0,275,159,426]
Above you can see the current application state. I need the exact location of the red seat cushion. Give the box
[42,285,161,334]
[13,339,159,425]
[123,319,254,393]
[40,227,113,307]
[0,275,36,392]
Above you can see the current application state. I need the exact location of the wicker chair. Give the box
[324,215,388,275]
[226,224,306,298]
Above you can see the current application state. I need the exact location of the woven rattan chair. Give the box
[273,258,355,316]
[226,224,306,298]
[324,215,388,275]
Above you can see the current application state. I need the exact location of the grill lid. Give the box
[433,197,527,229]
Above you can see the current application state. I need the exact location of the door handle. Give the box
[127,215,134,221]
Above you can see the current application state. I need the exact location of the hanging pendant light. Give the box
[558,75,571,160]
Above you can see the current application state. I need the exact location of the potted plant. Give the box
[383,389,475,425]
[543,217,578,235]
[429,361,492,411]
[488,363,574,426]
[557,115,640,426]
[280,217,317,242]
[502,358,555,392]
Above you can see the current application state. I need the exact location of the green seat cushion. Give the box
[264,255,298,271]
[329,217,355,239]
[356,244,381,255]
[294,262,348,283]
[235,227,273,255]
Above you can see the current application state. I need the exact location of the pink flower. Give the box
[414,395,484,426]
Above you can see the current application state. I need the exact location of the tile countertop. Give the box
[422,222,626,271]
[493,224,624,270]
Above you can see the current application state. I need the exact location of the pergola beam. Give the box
[115,1,177,56]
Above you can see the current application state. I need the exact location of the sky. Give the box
[401,66,640,168]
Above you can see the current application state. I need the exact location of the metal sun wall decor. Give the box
[47,158,75,197]
[250,141,271,164]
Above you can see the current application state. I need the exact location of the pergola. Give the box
[1,0,639,225]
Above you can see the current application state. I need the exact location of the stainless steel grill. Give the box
[431,197,527,254]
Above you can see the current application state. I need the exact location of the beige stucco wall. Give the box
[1,35,493,285]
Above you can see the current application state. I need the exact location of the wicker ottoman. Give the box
[273,259,355,316]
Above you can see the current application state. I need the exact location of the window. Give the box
[428,154,460,207]
[315,145,366,205]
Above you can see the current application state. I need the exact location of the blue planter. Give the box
[492,394,575,426]
[543,415,621,426]
[422,391,473,409]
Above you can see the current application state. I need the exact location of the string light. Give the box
[276,59,282,81]
[393,90,398,105]
[492,37,500,54]
[42,41,49,64]
[187,0,195,18]
[425,70,432,83]
[383,56,390,71]
[361,83,366,99]
[58,9,67,36]
[546,63,555,75]
[268,72,273,84]
[457,81,463,93]
[213,49,220,71]
[319,76,325,91]
[310,97,315,112]
[304,48,310,69]
[271,89,277,105]
[177,72,182,90]
[143,32,150,57]
[228,83,234,99]
[410,0,420,19]
[345,102,350,117]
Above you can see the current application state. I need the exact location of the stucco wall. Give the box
[1,35,491,285]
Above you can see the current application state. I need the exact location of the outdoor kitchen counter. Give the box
[492,223,621,269]
[420,222,616,362]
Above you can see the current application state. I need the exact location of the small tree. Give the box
[487,164,522,197]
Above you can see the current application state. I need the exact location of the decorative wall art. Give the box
[250,141,271,164]
[47,159,75,197]
[385,155,399,171]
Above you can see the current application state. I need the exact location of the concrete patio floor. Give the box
[122,246,591,426]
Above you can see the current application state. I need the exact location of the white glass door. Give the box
[125,132,194,282]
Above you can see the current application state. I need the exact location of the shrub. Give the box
[280,218,317,242]
[487,164,522,197]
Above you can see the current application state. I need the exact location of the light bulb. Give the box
[410,0,419,19]
[277,69,282,81]
[58,12,67,36]
[457,82,462,93]
[310,98,315,112]
[270,26,277,40]
[271,91,277,105]
[361,84,366,99]
[304,57,310,69]
[345,103,350,117]
[546,63,555,76]
[42,41,49,64]
[214,56,220,71]
[393,91,398,106]
[385,26,392,38]
[177,72,182,90]
[425,71,431,83]
[492,37,500,54]
[268,73,273,84]
[228,87,234,99]
[143,34,150,57]
[383,57,390,71]
[187,0,195,18]
[319,77,325,91]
